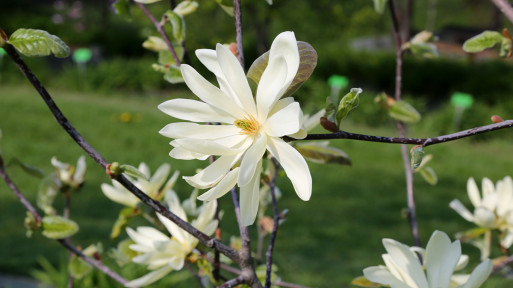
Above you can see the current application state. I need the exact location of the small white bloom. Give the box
[125,191,217,287]
[450,177,513,250]
[101,163,179,207]
[363,230,492,288]
[51,156,86,189]
[159,31,312,226]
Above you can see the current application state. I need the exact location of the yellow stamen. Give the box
[234,114,259,135]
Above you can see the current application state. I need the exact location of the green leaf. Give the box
[68,254,92,279]
[142,36,168,52]
[336,88,362,127]
[157,47,184,66]
[165,10,186,42]
[112,0,131,18]
[120,164,149,181]
[8,29,69,58]
[463,31,503,53]
[409,43,439,58]
[164,65,184,84]
[110,207,138,239]
[295,141,351,165]
[42,215,79,239]
[7,158,45,178]
[500,37,512,57]
[373,0,388,14]
[37,175,60,215]
[174,1,199,16]
[388,100,421,123]
[352,276,382,287]
[247,41,317,99]
[410,146,424,169]
[419,166,437,185]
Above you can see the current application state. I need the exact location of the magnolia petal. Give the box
[101,183,139,207]
[481,177,495,198]
[193,200,217,231]
[382,254,416,286]
[502,230,513,248]
[467,178,481,208]
[449,199,475,223]
[303,109,325,132]
[256,56,288,121]
[239,160,262,226]
[160,122,239,140]
[363,266,412,288]
[156,212,187,245]
[473,207,496,228]
[264,101,302,137]
[195,49,223,78]
[382,238,429,288]
[173,138,244,156]
[169,146,209,160]
[461,259,492,288]
[424,231,460,288]
[267,137,311,201]
[125,265,174,287]
[158,99,235,124]
[480,193,498,213]
[238,133,267,187]
[181,64,243,118]
[497,176,513,216]
[197,168,240,201]
[268,97,295,116]
[269,31,300,88]
[184,155,240,189]
[73,156,86,183]
[216,44,257,115]
[288,128,307,139]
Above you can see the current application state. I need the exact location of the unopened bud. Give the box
[106,162,120,178]
[229,43,238,58]
[491,115,504,123]
[320,117,339,132]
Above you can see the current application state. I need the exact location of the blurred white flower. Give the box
[51,155,86,189]
[125,191,217,287]
[159,31,311,226]
[363,230,492,288]
[450,176,513,257]
[101,163,179,207]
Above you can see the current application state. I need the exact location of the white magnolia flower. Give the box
[125,191,217,287]
[101,163,179,207]
[363,230,492,288]
[51,156,86,189]
[158,31,312,226]
[450,177,513,249]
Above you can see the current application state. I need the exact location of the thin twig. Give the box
[233,0,245,68]
[135,2,181,66]
[490,0,513,24]
[184,262,205,288]
[389,0,421,246]
[217,275,245,288]
[265,159,280,288]
[2,42,239,263]
[0,156,42,224]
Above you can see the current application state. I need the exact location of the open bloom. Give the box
[101,163,179,207]
[363,230,492,288]
[450,176,513,253]
[125,191,217,287]
[158,31,311,226]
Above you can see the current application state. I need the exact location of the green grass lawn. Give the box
[1,84,513,287]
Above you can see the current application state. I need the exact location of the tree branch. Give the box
[265,159,280,288]
[233,0,245,68]
[135,2,181,66]
[2,42,239,263]
[490,0,513,24]
[298,120,513,146]
[389,0,420,246]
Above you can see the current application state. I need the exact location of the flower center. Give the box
[234,115,260,135]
